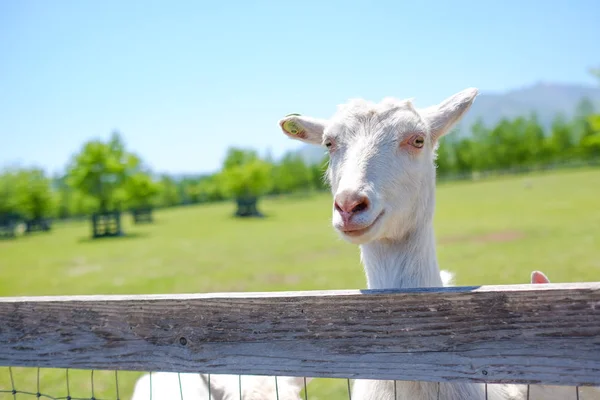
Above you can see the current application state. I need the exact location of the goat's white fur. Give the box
[278,89,599,400]
[130,372,309,400]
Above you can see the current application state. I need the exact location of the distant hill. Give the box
[455,82,600,134]
[295,82,600,164]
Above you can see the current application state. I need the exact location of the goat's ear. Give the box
[531,270,551,284]
[278,114,327,145]
[421,87,479,142]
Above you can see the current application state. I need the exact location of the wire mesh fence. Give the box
[2,284,600,399]
[1,367,315,400]
[0,367,126,400]
[1,367,594,400]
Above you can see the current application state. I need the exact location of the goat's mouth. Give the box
[340,211,385,238]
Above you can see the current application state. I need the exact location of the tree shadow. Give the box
[76,231,150,244]
[229,213,269,221]
[0,235,17,241]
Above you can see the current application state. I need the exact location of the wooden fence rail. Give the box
[1,282,599,387]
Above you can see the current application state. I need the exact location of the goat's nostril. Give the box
[351,200,368,214]
[334,192,370,215]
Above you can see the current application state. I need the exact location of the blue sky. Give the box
[1,0,598,176]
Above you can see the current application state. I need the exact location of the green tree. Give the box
[522,113,547,165]
[218,147,273,217]
[66,131,140,212]
[578,67,600,159]
[157,175,181,207]
[70,190,97,217]
[571,97,597,144]
[125,172,161,208]
[469,120,492,171]
[434,135,455,176]
[454,137,475,174]
[0,169,20,217]
[219,157,273,199]
[487,118,519,169]
[273,152,313,194]
[183,181,202,204]
[196,175,227,202]
[548,114,576,161]
[14,168,57,220]
[54,174,72,219]
[222,148,260,169]
[579,114,600,159]
[53,174,96,219]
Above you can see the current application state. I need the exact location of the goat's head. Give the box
[278,88,478,244]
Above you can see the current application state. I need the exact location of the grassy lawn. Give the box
[1,168,599,399]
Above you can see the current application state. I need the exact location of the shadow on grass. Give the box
[228,214,269,221]
[0,235,18,241]
[77,231,151,244]
[0,231,52,241]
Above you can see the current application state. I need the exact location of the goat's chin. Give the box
[333,212,386,245]
[336,229,378,245]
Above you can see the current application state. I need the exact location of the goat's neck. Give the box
[359,223,442,290]
[356,221,496,399]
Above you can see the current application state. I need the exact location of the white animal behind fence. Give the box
[277,88,600,400]
[131,372,311,400]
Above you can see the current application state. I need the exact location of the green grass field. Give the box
[1,168,599,400]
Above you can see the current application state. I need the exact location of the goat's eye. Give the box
[409,135,425,148]
[324,139,335,151]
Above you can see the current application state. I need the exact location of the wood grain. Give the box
[1,283,599,386]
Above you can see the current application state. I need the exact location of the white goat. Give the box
[277,89,595,399]
[131,372,310,400]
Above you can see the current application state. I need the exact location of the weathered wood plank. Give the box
[1,283,599,386]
